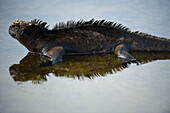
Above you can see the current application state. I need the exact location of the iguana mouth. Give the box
[8,29,16,36]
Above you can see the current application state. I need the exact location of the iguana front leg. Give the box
[114,44,136,63]
[43,46,65,64]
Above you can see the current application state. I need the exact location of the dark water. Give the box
[0,0,170,113]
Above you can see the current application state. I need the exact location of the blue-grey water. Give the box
[0,0,170,113]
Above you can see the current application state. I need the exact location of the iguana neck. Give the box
[18,33,43,52]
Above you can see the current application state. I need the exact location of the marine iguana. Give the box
[8,19,170,63]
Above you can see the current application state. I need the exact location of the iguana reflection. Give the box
[9,52,170,84]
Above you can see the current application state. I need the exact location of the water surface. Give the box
[0,0,170,113]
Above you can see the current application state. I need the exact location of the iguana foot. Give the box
[44,46,65,64]
[114,44,136,63]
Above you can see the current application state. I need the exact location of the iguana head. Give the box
[8,19,49,52]
[9,19,30,39]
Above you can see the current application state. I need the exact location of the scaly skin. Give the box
[8,19,170,63]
